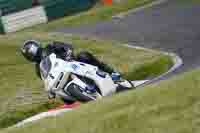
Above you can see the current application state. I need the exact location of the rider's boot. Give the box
[116,80,135,92]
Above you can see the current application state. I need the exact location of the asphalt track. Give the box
[57,0,200,79]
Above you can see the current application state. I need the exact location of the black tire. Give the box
[67,84,94,102]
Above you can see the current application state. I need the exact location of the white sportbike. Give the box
[40,53,134,103]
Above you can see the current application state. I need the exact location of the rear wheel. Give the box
[67,84,94,102]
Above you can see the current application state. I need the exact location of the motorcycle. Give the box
[39,53,134,103]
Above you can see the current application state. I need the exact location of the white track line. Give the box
[112,0,168,19]
[125,44,183,85]
[132,80,149,87]
[13,109,72,128]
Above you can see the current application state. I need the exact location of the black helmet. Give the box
[21,40,42,62]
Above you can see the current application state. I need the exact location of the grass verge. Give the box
[2,67,200,133]
[0,32,172,129]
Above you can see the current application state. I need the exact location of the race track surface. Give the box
[57,0,200,79]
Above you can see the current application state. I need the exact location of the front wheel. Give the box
[67,84,96,102]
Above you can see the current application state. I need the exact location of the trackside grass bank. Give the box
[2,68,200,133]
[0,32,172,129]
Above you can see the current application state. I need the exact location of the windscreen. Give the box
[40,57,52,79]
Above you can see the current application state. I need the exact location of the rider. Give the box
[21,40,121,101]
[21,40,119,76]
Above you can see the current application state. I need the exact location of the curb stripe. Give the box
[112,0,168,19]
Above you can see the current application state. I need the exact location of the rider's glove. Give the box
[111,72,121,81]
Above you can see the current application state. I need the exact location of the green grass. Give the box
[0,0,198,132]
[0,0,173,129]
[2,66,200,133]
[25,0,153,32]
[0,32,172,129]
